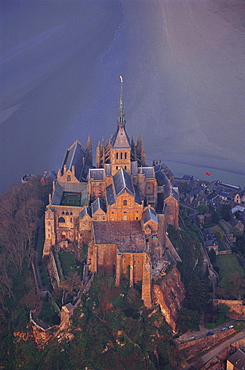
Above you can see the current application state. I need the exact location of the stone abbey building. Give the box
[43,78,180,309]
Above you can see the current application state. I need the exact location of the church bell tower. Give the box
[110,76,131,176]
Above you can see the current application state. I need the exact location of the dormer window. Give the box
[67,175,71,182]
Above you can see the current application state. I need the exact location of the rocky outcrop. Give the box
[31,303,74,347]
[153,266,185,333]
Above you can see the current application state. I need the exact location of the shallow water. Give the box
[1,0,245,193]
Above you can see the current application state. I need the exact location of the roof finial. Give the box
[117,76,126,126]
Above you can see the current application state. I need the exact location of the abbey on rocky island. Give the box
[43,78,181,310]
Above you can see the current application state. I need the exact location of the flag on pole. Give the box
[205,172,211,176]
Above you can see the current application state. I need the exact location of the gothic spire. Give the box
[117,76,126,126]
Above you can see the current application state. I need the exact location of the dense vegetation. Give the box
[168,209,210,332]
[0,179,50,366]
[2,272,184,369]
[210,253,245,299]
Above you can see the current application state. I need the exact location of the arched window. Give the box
[116,153,118,159]
[120,152,123,159]
[67,175,71,182]
[123,211,127,220]
[124,152,127,159]
[70,212,73,215]
[66,211,69,215]
[58,217,65,223]
[123,199,127,206]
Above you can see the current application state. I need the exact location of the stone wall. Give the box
[177,328,236,361]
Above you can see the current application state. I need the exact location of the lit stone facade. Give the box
[43,79,180,308]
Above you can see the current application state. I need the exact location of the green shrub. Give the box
[206,323,216,329]
[234,322,245,332]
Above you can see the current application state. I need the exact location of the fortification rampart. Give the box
[177,328,236,361]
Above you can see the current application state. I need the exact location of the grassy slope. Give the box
[216,254,244,281]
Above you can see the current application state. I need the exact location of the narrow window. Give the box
[116,153,118,159]
[123,199,127,206]
[120,152,123,159]
[67,175,71,182]
[125,152,127,159]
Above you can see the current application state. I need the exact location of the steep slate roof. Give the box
[106,184,116,205]
[61,141,87,180]
[93,221,146,253]
[227,349,245,370]
[113,168,135,196]
[232,205,245,214]
[134,185,141,205]
[138,167,155,178]
[171,187,179,201]
[154,163,174,179]
[238,188,245,197]
[155,170,169,186]
[91,198,106,214]
[89,168,105,181]
[111,125,130,148]
[80,206,91,219]
[142,207,158,224]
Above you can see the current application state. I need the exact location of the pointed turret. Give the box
[86,135,93,166]
[135,134,146,166]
